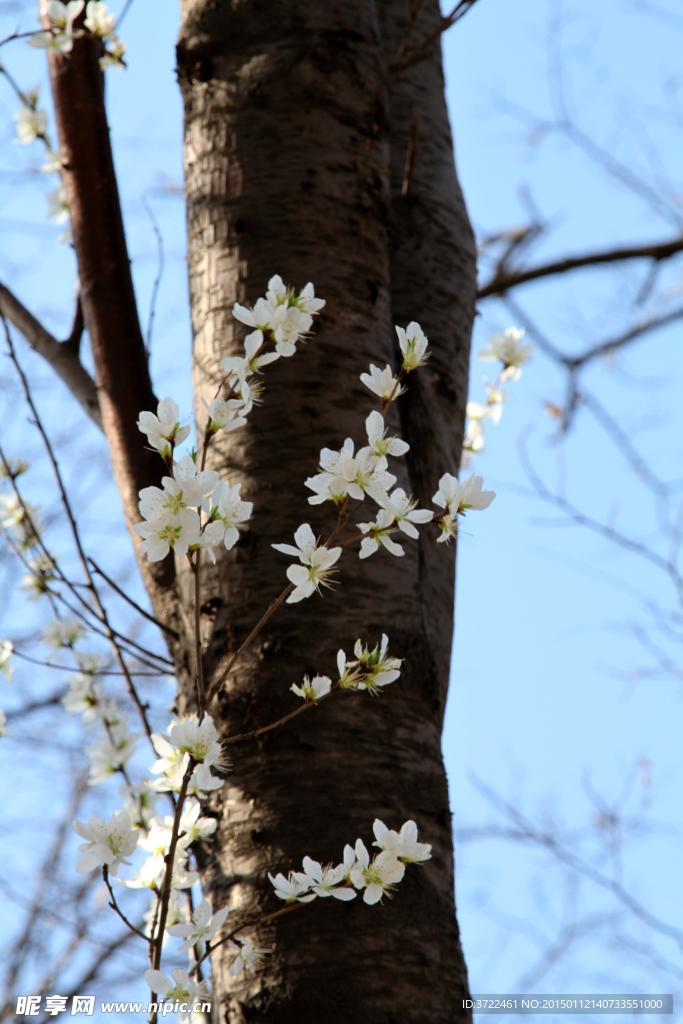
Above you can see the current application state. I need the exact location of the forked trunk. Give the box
[176,1,475,1019]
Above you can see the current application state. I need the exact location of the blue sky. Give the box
[0,0,681,1014]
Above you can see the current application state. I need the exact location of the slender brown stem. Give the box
[89,559,179,638]
[380,369,406,416]
[205,584,294,707]
[152,757,196,972]
[3,326,160,747]
[225,688,342,744]
[102,866,148,941]
[189,902,306,977]
[191,554,206,707]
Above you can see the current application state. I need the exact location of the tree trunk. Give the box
[176,1,475,1020]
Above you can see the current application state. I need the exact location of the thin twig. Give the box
[141,195,165,357]
[477,234,683,298]
[205,585,294,707]
[102,866,148,941]
[89,558,179,637]
[224,688,343,744]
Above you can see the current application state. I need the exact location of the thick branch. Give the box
[478,235,683,298]
[0,282,102,429]
[46,24,176,609]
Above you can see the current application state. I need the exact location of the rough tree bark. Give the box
[176,1,476,1021]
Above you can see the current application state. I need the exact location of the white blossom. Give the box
[149,753,224,796]
[0,641,13,683]
[466,399,501,425]
[134,513,200,562]
[293,857,356,900]
[144,968,209,1004]
[349,839,405,904]
[477,326,534,381]
[228,940,270,977]
[268,871,316,903]
[358,508,404,560]
[0,493,42,546]
[273,524,342,603]
[273,306,312,356]
[137,822,173,858]
[137,398,191,456]
[484,377,509,407]
[220,329,280,381]
[47,0,85,29]
[396,321,429,371]
[120,780,159,832]
[139,457,217,522]
[295,282,325,315]
[379,488,433,539]
[84,0,115,36]
[137,826,198,889]
[462,417,485,459]
[73,810,139,875]
[360,364,405,402]
[305,438,355,505]
[100,33,125,69]
[203,395,248,435]
[163,796,217,846]
[117,853,164,890]
[47,183,69,224]
[372,819,432,863]
[343,447,396,505]
[436,512,457,544]
[203,480,252,551]
[62,672,102,718]
[167,713,228,770]
[335,648,362,690]
[285,548,342,602]
[365,410,409,459]
[232,297,286,333]
[350,634,402,692]
[86,720,138,785]
[30,28,76,53]
[42,617,85,652]
[432,472,496,516]
[167,899,229,951]
[21,553,57,600]
[13,103,48,145]
[290,674,331,701]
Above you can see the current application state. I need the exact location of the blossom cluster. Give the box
[291,632,402,700]
[132,448,252,563]
[0,270,509,1011]
[30,1,126,69]
[462,326,534,467]
[269,818,431,907]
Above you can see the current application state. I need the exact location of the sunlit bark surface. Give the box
[176,1,476,1019]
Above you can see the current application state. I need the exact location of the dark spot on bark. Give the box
[193,58,214,82]
[250,828,264,843]
[234,218,247,234]
[366,278,379,304]
[201,596,223,619]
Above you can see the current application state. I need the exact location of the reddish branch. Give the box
[46,23,174,599]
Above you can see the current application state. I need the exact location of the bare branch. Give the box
[89,559,179,639]
[0,282,102,429]
[478,235,683,298]
[389,0,481,80]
